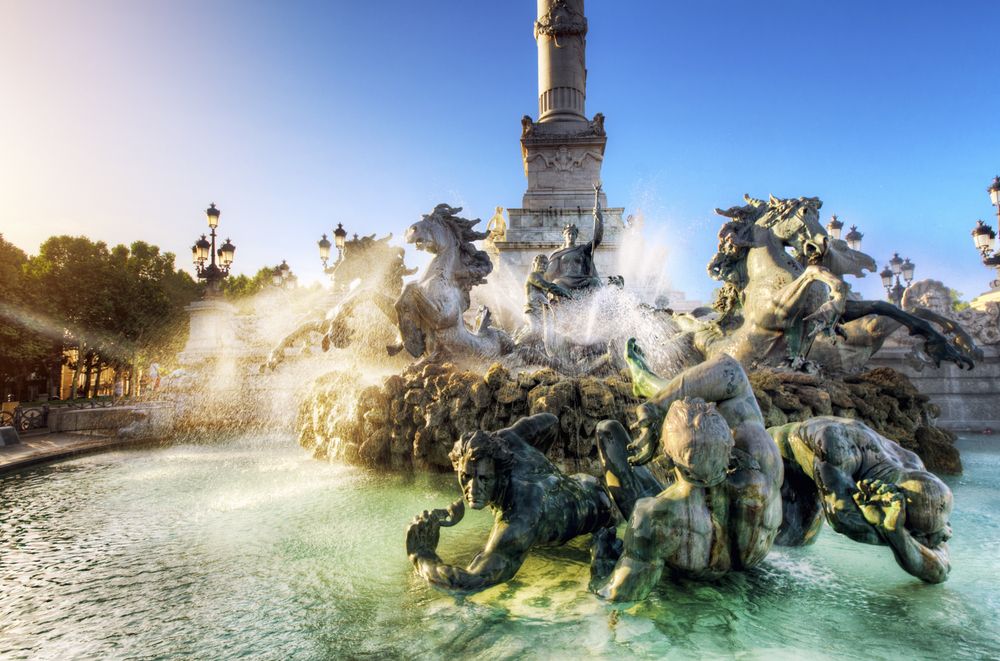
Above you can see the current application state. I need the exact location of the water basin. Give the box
[1,434,998,660]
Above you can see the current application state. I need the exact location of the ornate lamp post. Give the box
[318,234,332,269]
[880,252,915,306]
[971,176,1000,289]
[845,225,864,251]
[271,260,297,289]
[825,214,844,240]
[190,203,235,295]
[320,223,349,274]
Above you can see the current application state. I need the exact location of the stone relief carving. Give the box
[532,145,602,171]
[901,279,1000,347]
[902,279,952,315]
[534,0,588,39]
[549,146,581,171]
[953,302,1000,346]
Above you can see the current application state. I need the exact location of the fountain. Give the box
[5,1,1000,659]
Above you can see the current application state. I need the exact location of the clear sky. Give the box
[2,0,999,303]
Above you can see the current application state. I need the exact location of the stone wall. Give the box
[48,406,147,433]
[869,346,1000,434]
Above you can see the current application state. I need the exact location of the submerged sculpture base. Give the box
[298,363,960,475]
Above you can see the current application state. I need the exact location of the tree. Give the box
[106,241,200,394]
[20,236,200,399]
[221,265,280,300]
[24,236,119,398]
[949,289,971,312]
[0,234,59,399]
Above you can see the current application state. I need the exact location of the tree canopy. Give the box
[1,234,201,399]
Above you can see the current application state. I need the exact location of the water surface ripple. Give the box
[1,434,998,660]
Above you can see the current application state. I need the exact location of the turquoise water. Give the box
[1,434,998,660]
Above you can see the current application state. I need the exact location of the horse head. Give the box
[406,204,469,255]
[758,195,830,264]
[406,203,493,292]
[756,195,876,276]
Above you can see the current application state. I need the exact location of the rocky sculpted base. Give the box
[298,363,960,475]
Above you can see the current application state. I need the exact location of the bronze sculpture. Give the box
[513,254,571,348]
[671,194,975,372]
[543,184,605,294]
[769,417,952,583]
[589,344,783,602]
[322,204,512,364]
[263,232,415,370]
[405,413,614,595]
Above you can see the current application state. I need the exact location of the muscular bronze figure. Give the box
[769,417,952,583]
[590,343,783,602]
[405,413,614,596]
[514,254,571,347]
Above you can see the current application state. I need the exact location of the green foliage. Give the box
[949,289,971,312]
[221,266,280,300]
[2,234,201,393]
[0,234,59,380]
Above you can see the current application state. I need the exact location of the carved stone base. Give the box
[177,298,238,365]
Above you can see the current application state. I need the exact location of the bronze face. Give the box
[458,455,497,509]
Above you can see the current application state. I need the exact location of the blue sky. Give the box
[2,0,998,302]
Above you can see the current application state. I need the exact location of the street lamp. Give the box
[334,223,347,252]
[880,265,894,289]
[218,238,235,267]
[191,202,235,295]
[271,261,298,289]
[206,203,220,229]
[971,175,1000,289]
[321,223,350,275]
[901,257,915,282]
[845,225,864,251]
[318,234,332,269]
[191,235,210,265]
[882,253,915,306]
[889,252,904,276]
[826,214,844,240]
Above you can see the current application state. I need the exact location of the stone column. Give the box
[535,0,588,125]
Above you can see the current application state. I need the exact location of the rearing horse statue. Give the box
[262,232,414,371]
[680,194,974,372]
[324,204,512,364]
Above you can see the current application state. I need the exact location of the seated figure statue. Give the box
[589,345,783,602]
[405,412,614,596]
[769,417,952,583]
[513,254,571,347]
[544,184,605,294]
